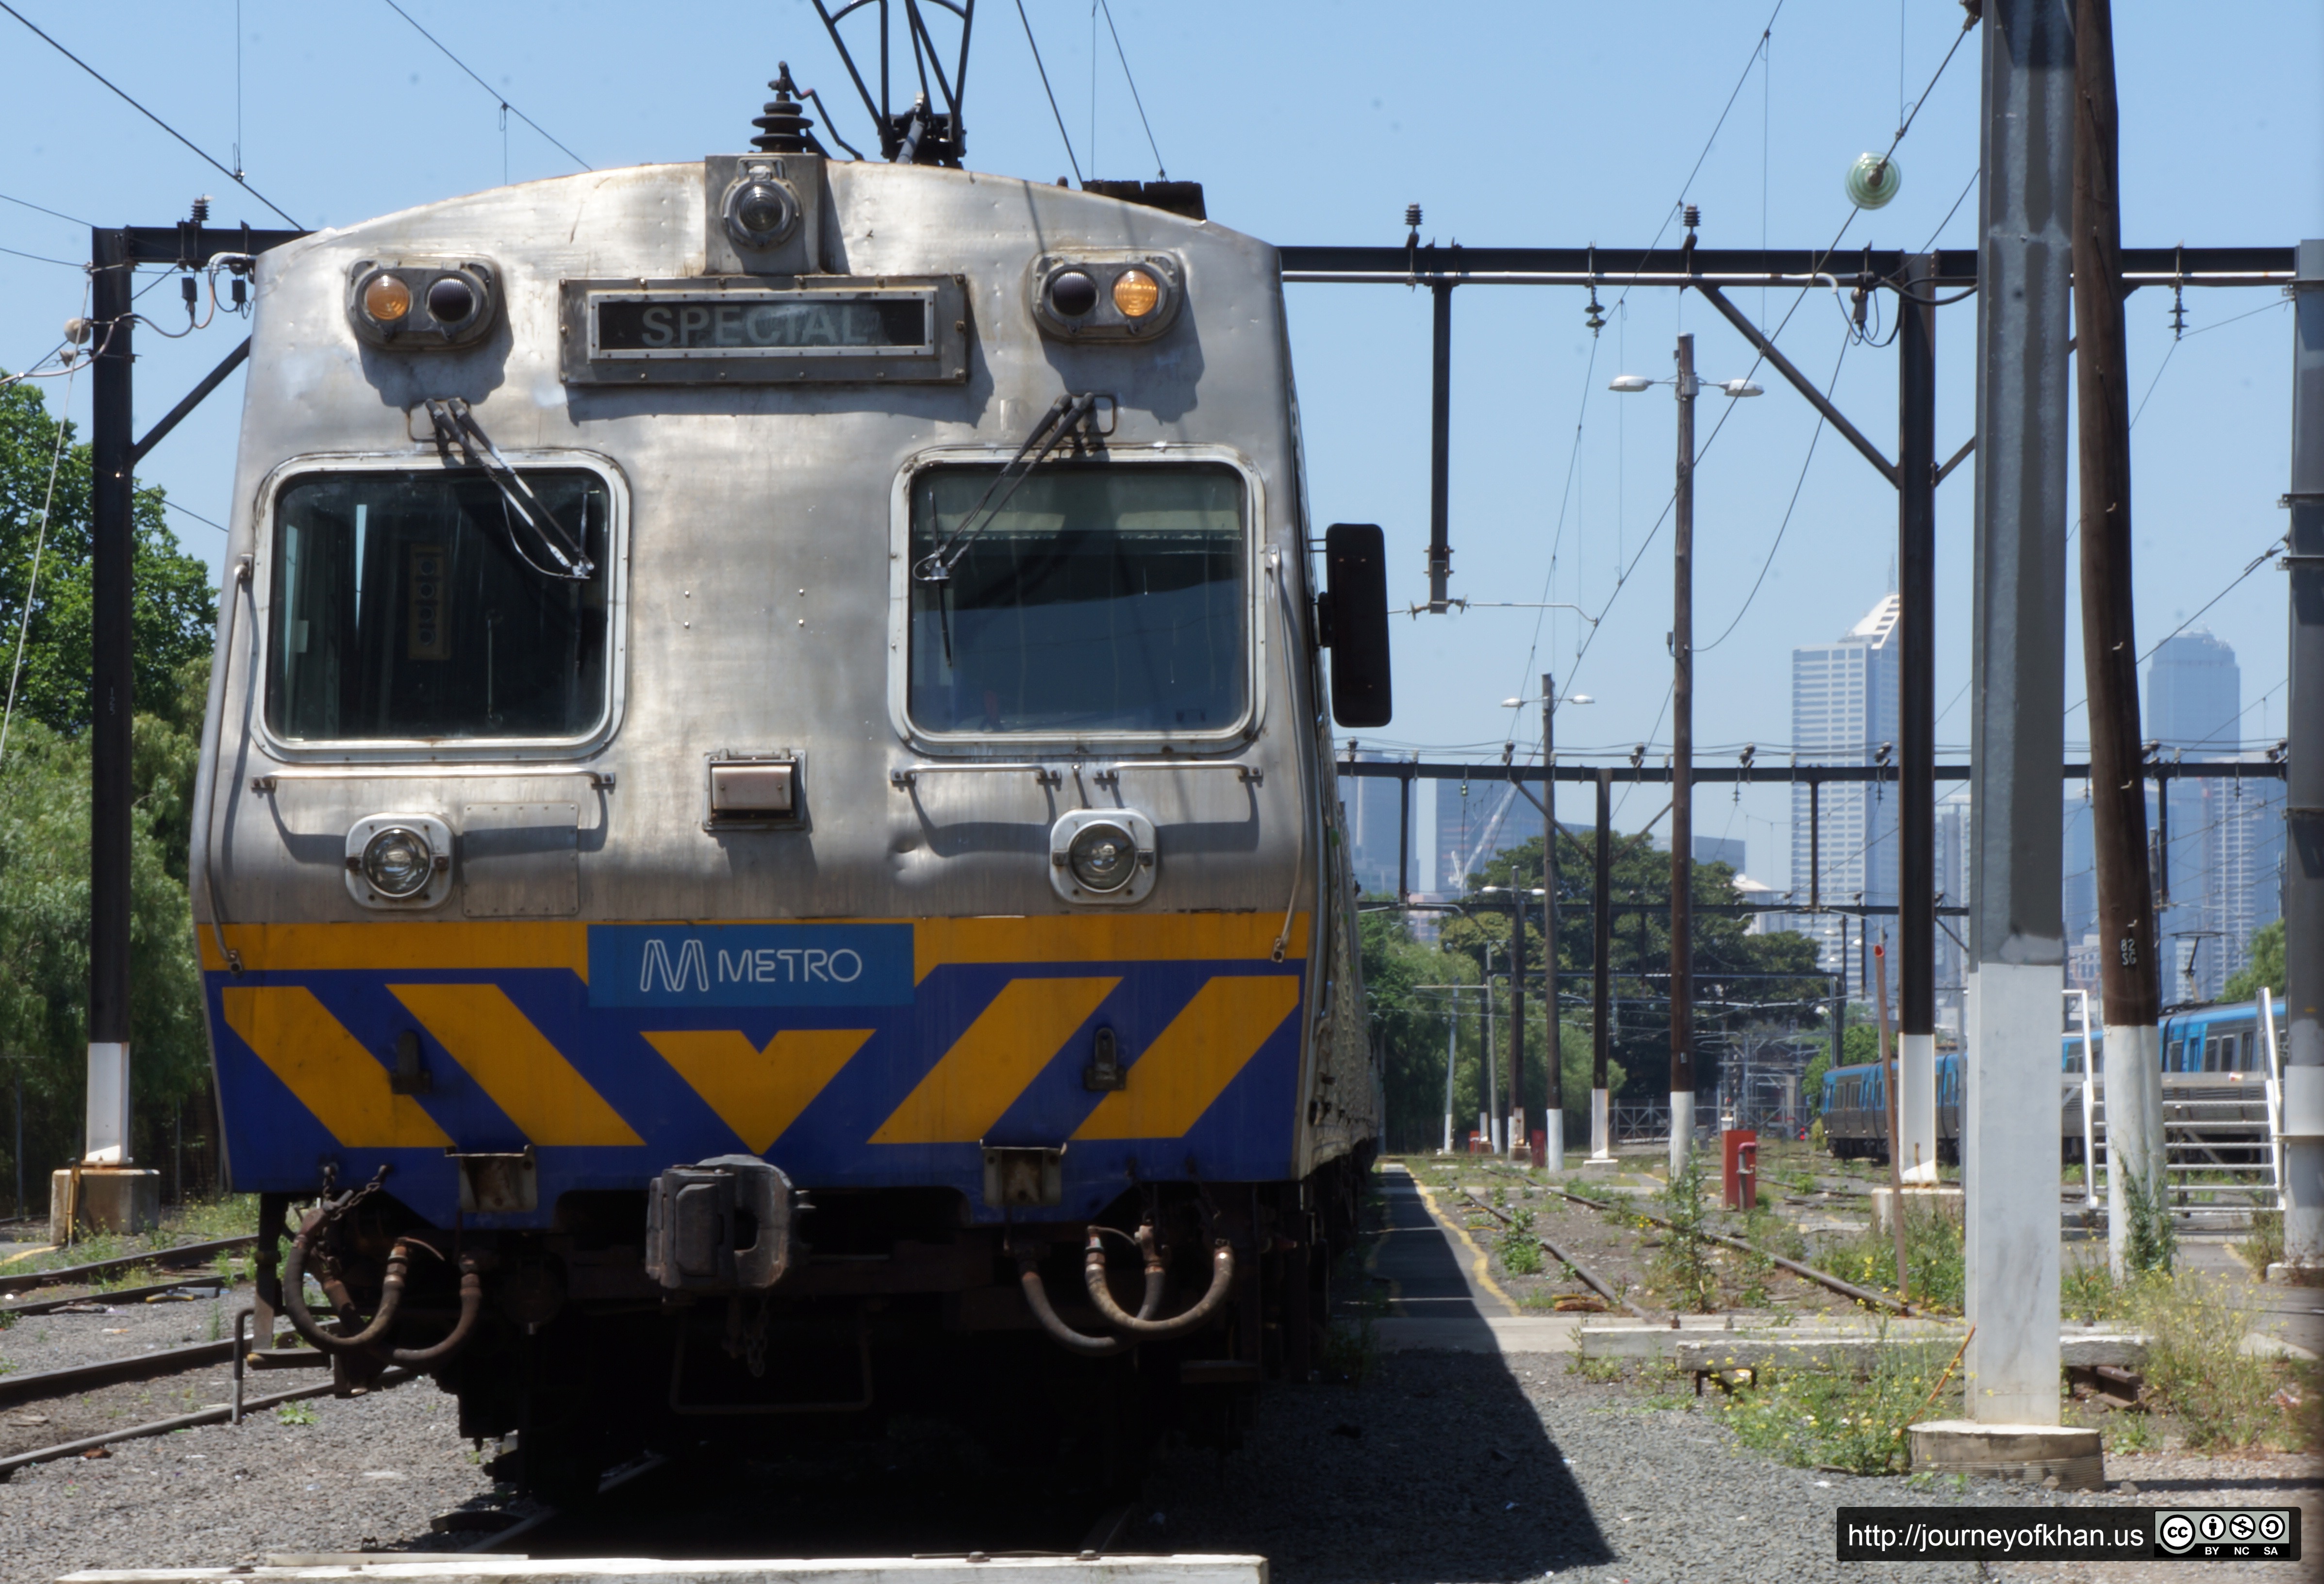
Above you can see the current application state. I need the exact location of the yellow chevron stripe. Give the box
[645,1028,872,1153]
[910,914,1309,983]
[202,922,589,978]
[199,914,1308,982]
[871,977,1119,1144]
[220,986,452,1149]
[388,983,643,1146]
[1072,975,1301,1140]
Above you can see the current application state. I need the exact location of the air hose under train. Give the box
[1014,1221,1236,1354]
[281,1169,485,1366]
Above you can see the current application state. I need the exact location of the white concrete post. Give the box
[84,1040,130,1165]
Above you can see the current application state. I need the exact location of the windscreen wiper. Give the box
[424,397,597,582]
[913,392,1100,583]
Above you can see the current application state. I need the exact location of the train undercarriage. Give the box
[250,1152,1370,1502]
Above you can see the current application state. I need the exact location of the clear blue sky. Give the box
[3,0,2317,889]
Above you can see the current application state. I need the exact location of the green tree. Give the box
[2223,919,2285,1003]
[0,379,216,735]
[0,375,216,1201]
[1439,829,1828,1108]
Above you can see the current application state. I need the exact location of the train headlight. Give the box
[348,258,499,349]
[1049,808,1157,905]
[1030,253,1183,341]
[722,170,800,251]
[361,274,411,323]
[1068,823,1137,892]
[425,275,478,329]
[1047,270,1099,317]
[362,826,436,898]
[1110,268,1161,318]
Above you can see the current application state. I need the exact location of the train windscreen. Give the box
[906,464,1246,735]
[266,469,612,742]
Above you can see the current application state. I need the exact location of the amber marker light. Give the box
[363,274,412,322]
[1111,268,1161,318]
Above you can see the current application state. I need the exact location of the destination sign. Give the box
[588,290,933,359]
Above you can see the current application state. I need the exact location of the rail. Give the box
[1546,1187,1914,1317]
[1456,1189,1652,1321]
[0,1235,253,1300]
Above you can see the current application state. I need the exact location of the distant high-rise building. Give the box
[1935,789,1971,1033]
[1435,777,1544,893]
[2143,630,2283,1001]
[1784,594,1902,997]
[1340,750,1420,898]
[1693,835,1746,873]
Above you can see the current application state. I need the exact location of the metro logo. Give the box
[591,924,912,1007]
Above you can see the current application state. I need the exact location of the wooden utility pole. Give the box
[2072,0,2166,1273]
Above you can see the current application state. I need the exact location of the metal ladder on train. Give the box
[2075,990,2288,1232]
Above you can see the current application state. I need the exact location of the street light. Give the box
[1492,682,1594,1171]
[1610,334,1758,1175]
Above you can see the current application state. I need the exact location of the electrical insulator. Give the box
[190,195,211,224]
[231,276,247,310]
[181,275,198,311]
[1405,204,1421,229]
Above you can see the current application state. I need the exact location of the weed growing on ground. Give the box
[1821,1204,1965,1313]
[1569,1354,1626,1384]
[2134,1270,2283,1450]
[167,1195,257,1242]
[206,1302,223,1342]
[276,1401,317,1426]
[2060,1253,2136,1322]
[2120,1166,2177,1275]
[1652,1151,1720,1313]
[1317,1314,1377,1385]
[1499,1204,1543,1276]
[1714,1331,1961,1475]
[1731,1208,1782,1308]
[2240,1209,2284,1274]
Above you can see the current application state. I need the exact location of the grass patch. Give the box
[2239,1209,2283,1274]
[1713,1331,1963,1475]
[1817,1203,1964,1314]
[1498,1203,1543,1277]
[275,1400,317,1426]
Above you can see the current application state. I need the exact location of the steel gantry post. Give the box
[1898,254,1941,1186]
[1591,768,1614,1162]
[1542,675,1564,1169]
[1669,333,1697,1178]
[1428,280,1454,611]
[2284,238,2324,1272]
[85,230,136,1170]
[1963,0,2075,1432]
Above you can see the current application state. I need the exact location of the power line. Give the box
[1097,0,1164,178]
[379,0,591,173]
[0,0,300,228]
[2062,535,2287,718]
[0,242,79,268]
[1697,333,1851,653]
[0,190,93,229]
[1014,0,1083,185]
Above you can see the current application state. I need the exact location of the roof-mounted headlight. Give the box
[722,167,801,251]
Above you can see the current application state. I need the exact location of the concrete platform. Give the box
[49,1168,158,1242]
[1906,1420,2105,1490]
[1373,1315,1585,1353]
[1870,1184,1964,1236]
[60,1562,1271,1583]
[1676,1330,2145,1375]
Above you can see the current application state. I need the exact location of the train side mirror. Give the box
[1319,522,1392,728]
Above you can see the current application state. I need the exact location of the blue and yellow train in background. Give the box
[1819,998,2285,1164]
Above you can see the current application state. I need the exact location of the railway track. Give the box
[0,1236,254,1302]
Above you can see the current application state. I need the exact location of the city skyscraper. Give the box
[1785,593,1902,997]
[2144,629,2284,1002]
[1341,749,1422,898]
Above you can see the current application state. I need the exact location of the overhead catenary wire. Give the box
[0,1,300,228]
[0,330,83,767]
[1097,0,1164,179]
[380,0,591,173]
[1696,334,1851,654]
[1014,0,1083,186]
[0,191,93,229]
